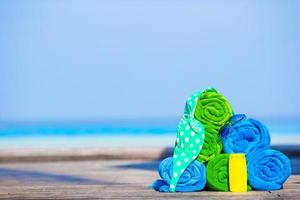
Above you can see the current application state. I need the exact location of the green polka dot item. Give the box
[169,114,205,192]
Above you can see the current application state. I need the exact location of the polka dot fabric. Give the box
[169,114,205,192]
[184,90,203,116]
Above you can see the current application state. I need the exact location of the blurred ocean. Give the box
[0,119,299,148]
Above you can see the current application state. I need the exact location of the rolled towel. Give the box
[193,88,234,128]
[247,149,291,190]
[206,154,230,191]
[206,154,251,192]
[221,114,271,156]
[184,88,233,163]
[196,131,222,163]
[152,157,207,192]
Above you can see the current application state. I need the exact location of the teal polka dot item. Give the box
[169,114,205,192]
[169,88,216,192]
[184,90,202,116]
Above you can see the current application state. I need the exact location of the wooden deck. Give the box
[0,160,299,200]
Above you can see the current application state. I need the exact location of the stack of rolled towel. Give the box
[152,88,291,192]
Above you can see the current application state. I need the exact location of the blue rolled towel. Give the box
[247,149,291,190]
[152,157,206,192]
[220,114,270,156]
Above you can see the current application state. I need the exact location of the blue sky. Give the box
[0,0,300,121]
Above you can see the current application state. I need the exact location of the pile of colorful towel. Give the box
[152,88,291,192]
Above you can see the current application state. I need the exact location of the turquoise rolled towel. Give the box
[221,114,270,156]
[152,157,206,192]
[247,149,291,190]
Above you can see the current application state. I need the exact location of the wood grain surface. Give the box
[0,160,299,200]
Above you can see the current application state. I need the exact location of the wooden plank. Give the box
[0,160,299,200]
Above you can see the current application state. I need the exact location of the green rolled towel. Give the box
[194,88,233,128]
[184,88,233,163]
[206,154,251,192]
[196,129,222,163]
[206,154,230,191]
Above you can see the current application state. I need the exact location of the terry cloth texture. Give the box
[221,114,270,156]
[192,88,234,163]
[247,149,291,190]
[152,157,207,192]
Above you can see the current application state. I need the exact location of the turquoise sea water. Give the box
[0,119,299,148]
